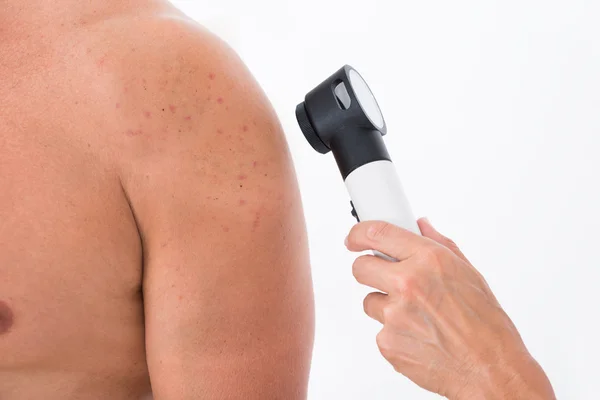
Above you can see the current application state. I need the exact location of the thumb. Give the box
[417,217,469,262]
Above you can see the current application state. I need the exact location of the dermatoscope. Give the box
[295,65,421,261]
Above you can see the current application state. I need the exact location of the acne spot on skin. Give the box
[217,129,223,135]
[0,301,14,335]
[217,97,224,104]
[252,161,258,168]
[239,199,246,206]
[126,129,143,137]
[209,73,216,80]
[223,226,230,233]
[144,111,152,119]
[242,125,248,132]
[169,105,176,113]
[238,175,247,181]
[116,103,121,109]
[252,211,261,232]
[97,57,106,67]
[184,116,192,121]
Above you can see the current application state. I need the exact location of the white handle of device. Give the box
[344,160,421,261]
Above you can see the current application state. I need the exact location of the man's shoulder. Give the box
[88,10,256,156]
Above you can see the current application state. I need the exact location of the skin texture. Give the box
[0,1,314,399]
[346,218,556,400]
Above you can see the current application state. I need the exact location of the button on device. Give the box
[350,201,360,222]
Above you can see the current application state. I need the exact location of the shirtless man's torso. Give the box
[0,1,315,399]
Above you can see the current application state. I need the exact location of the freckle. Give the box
[86,48,91,54]
[143,78,147,84]
[206,96,211,101]
[0,301,14,334]
[184,116,192,121]
[217,129,223,134]
[169,104,176,113]
[239,199,246,206]
[225,106,230,111]
[252,120,257,126]
[144,111,152,118]
[242,125,248,132]
[209,73,216,80]
[238,174,247,180]
[217,97,224,104]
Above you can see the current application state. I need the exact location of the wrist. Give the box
[453,353,555,400]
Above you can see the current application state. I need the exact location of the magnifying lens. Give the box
[295,65,421,261]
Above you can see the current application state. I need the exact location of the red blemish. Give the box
[238,174,247,181]
[239,199,247,206]
[169,104,176,113]
[252,161,258,168]
[242,125,248,132]
[184,116,192,121]
[252,211,261,232]
[116,103,121,109]
[217,129,223,135]
[178,295,183,301]
[97,57,106,67]
[124,86,129,93]
[144,111,152,119]
[209,73,216,80]
[223,226,230,233]
[217,97,224,104]
[126,129,143,137]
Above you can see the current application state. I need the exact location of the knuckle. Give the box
[381,304,396,323]
[391,273,418,299]
[417,244,446,269]
[369,221,392,241]
[376,330,394,359]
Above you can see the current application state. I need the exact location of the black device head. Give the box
[295,65,391,180]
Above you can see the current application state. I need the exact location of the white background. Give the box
[172,1,599,398]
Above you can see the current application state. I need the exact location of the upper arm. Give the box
[117,20,314,399]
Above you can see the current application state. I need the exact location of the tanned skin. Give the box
[0,1,315,399]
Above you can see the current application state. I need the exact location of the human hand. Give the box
[345,218,556,400]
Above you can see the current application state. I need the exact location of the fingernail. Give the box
[344,236,349,247]
[422,217,432,226]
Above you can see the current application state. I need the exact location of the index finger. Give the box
[346,220,428,261]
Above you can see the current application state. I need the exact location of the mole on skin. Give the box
[0,301,14,335]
